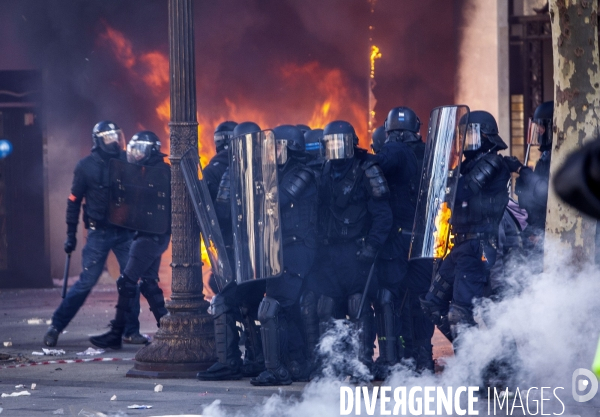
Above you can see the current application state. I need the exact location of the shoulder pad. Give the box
[281,165,315,199]
[362,162,389,198]
[466,153,504,193]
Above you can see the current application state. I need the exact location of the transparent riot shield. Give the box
[409,105,469,260]
[229,130,283,283]
[108,159,170,234]
[180,148,234,291]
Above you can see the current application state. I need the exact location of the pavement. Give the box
[0,279,452,416]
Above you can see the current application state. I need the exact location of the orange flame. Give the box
[433,202,454,259]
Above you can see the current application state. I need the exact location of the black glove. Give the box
[504,156,524,173]
[356,243,377,263]
[64,233,77,254]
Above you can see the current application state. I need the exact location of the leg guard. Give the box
[317,295,335,337]
[428,272,453,303]
[211,294,242,367]
[412,338,434,373]
[348,293,375,366]
[140,278,167,326]
[299,291,319,360]
[374,289,398,364]
[257,297,283,370]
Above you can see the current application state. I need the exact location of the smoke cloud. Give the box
[198,240,600,416]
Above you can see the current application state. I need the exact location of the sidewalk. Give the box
[0,283,452,416]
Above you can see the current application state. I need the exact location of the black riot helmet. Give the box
[528,101,554,150]
[322,120,357,160]
[304,128,324,157]
[385,106,421,134]
[371,125,386,154]
[233,121,261,138]
[296,124,311,134]
[126,131,164,164]
[273,124,305,165]
[92,120,125,155]
[214,121,237,153]
[463,110,508,155]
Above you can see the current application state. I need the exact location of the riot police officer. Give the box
[369,111,418,377]
[315,120,392,374]
[197,122,266,381]
[382,107,436,372]
[505,101,554,270]
[421,111,510,343]
[89,131,171,349]
[204,121,237,201]
[44,121,144,347]
[250,125,318,386]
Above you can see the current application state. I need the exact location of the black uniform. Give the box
[89,153,171,349]
[423,152,510,340]
[252,158,318,384]
[204,149,229,202]
[371,137,418,370]
[49,149,139,338]
[316,148,392,368]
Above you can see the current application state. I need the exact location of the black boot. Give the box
[250,297,292,386]
[89,321,124,350]
[197,295,243,381]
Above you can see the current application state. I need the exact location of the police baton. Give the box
[356,257,377,320]
[61,253,71,299]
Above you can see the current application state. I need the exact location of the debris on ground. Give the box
[30,383,36,390]
[32,348,65,356]
[2,341,11,347]
[127,404,153,409]
[154,384,163,392]
[1,390,31,397]
[76,347,105,356]
[14,384,24,389]
[26,318,44,325]
[110,394,117,401]
[52,409,64,415]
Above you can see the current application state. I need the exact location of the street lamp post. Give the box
[127,0,216,378]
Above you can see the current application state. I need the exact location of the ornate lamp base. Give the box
[126,303,216,379]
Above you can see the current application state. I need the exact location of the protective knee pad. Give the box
[209,293,231,318]
[299,291,319,359]
[428,273,453,302]
[258,297,282,369]
[347,293,363,319]
[140,279,167,324]
[375,289,398,364]
[419,295,447,326]
[317,295,335,336]
[448,303,475,340]
[116,274,138,298]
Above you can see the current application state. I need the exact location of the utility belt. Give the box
[87,218,113,231]
[453,232,497,245]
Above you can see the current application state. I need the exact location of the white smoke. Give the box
[201,239,600,416]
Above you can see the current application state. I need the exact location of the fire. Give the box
[99,23,369,294]
[433,202,454,259]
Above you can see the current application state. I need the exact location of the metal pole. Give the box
[127,0,216,378]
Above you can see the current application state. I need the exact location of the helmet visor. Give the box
[323,133,354,160]
[527,118,549,147]
[464,123,482,151]
[214,131,233,150]
[276,139,288,165]
[97,129,125,153]
[127,140,153,164]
